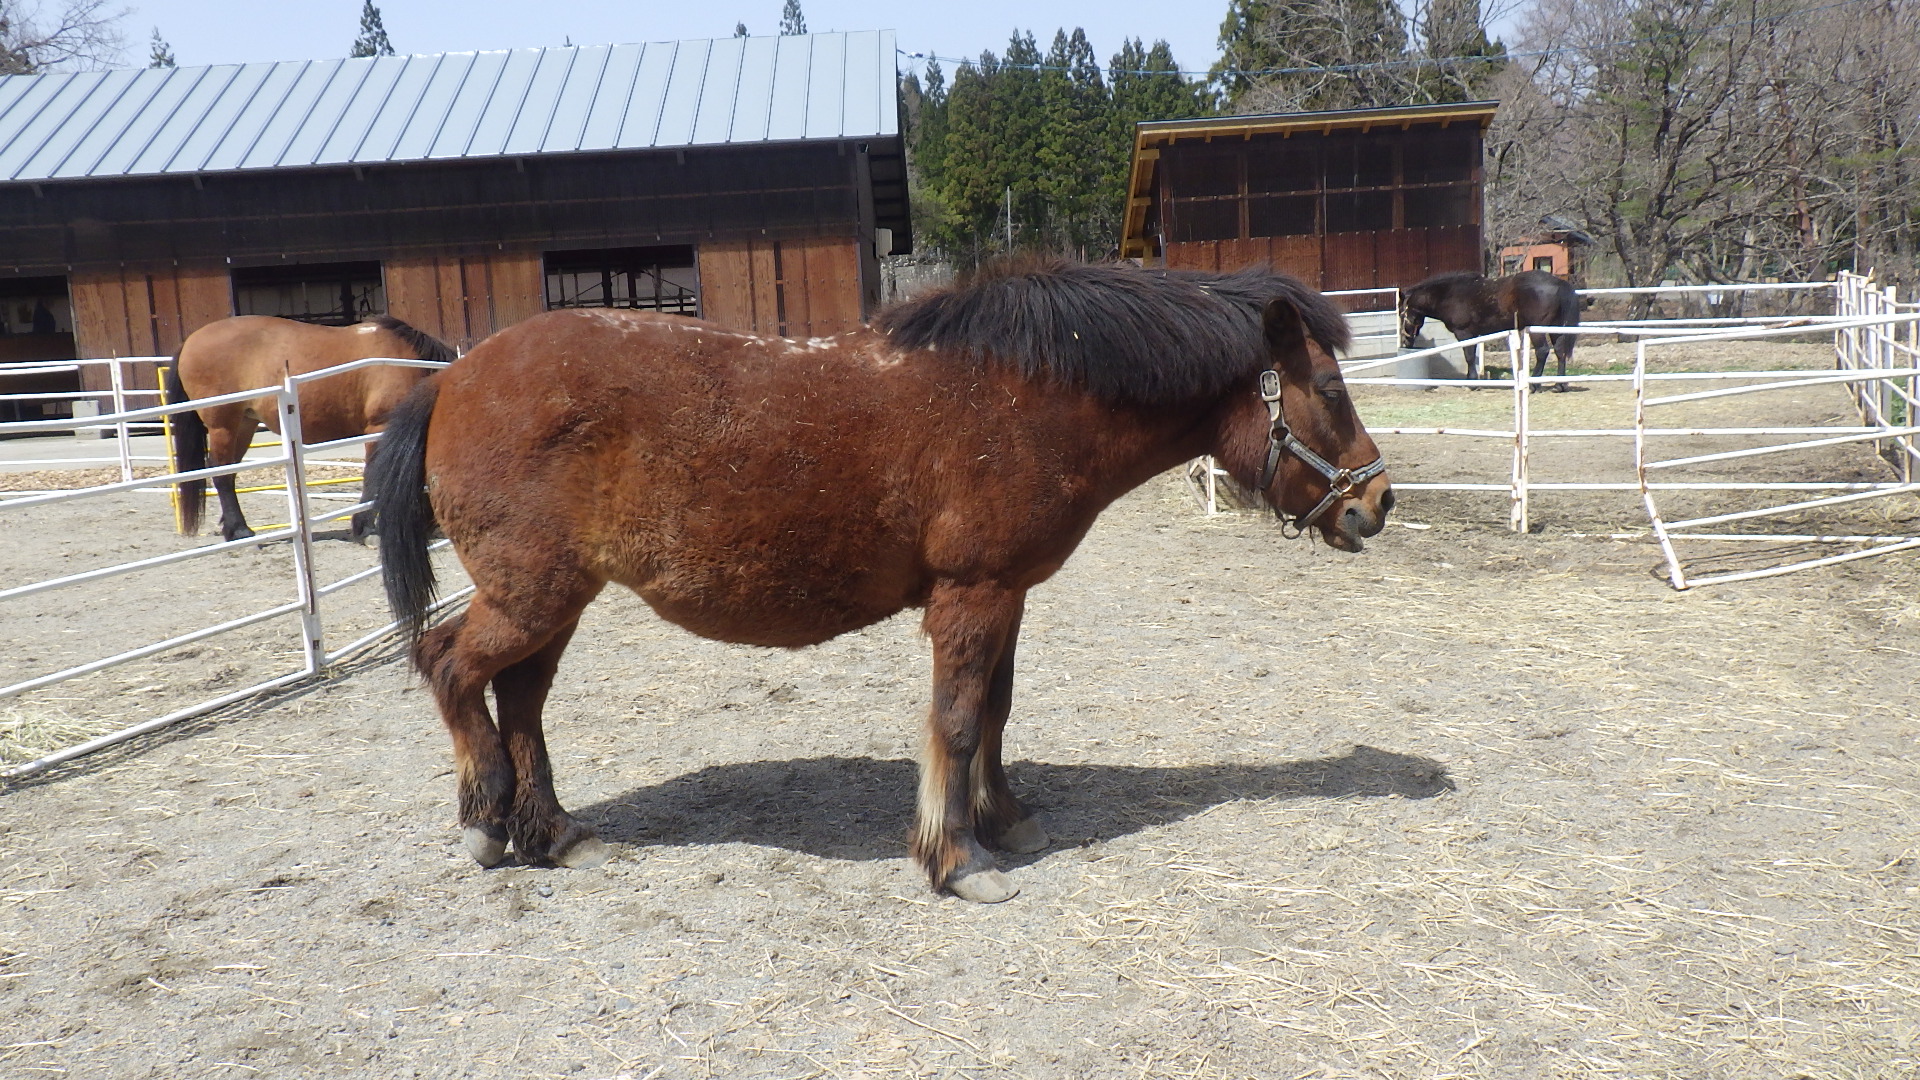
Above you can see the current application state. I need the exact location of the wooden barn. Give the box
[0,31,909,408]
[1119,102,1496,294]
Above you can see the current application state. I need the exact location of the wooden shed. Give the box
[0,31,909,407]
[1119,102,1496,293]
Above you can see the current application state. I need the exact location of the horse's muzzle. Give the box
[1321,484,1393,552]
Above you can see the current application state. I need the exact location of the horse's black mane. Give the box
[367,314,457,365]
[873,258,1350,404]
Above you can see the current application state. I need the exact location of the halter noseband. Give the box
[1253,368,1387,538]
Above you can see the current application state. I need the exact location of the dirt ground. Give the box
[2,340,1918,1079]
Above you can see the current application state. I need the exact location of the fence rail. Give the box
[1189,275,1920,587]
[1,356,454,778]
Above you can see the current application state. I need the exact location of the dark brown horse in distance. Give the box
[368,259,1394,902]
[165,314,455,542]
[1400,270,1580,389]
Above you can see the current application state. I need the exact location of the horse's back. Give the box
[424,309,936,644]
[176,315,434,436]
[1503,270,1579,329]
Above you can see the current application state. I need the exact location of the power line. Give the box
[899,0,1888,82]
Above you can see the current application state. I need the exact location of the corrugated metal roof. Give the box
[0,30,898,184]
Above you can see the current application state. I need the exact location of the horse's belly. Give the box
[628,586,896,648]
[604,532,925,649]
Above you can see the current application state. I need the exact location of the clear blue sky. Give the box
[124,1,1228,77]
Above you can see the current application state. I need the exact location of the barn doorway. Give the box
[231,261,385,326]
[543,246,698,316]
[0,275,78,424]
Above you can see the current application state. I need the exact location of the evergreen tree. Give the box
[351,1,395,58]
[779,1,806,36]
[900,63,964,255]
[903,29,1217,263]
[1035,29,1111,251]
[1416,0,1504,102]
[148,27,175,69]
[939,42,1030,252]
[1111,38,1213,125]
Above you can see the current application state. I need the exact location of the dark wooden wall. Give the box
[1163,228,1480,293]
[68,262,230,392]
[385,251,544,353]
[697,235,866,337]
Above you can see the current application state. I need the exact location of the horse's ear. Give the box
[1262,296,1312,376]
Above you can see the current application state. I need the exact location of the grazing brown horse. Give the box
[1399,270,1580,389]
[369,259,1394,902]
[165,314,455,542]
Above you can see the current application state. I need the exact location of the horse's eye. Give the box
[1319,384,1346,403]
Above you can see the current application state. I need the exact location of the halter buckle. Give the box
[1258,369,1282,403]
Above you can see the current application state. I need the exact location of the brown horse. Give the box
[1399,269,1580,389]
[368,259,1394,902]
[164,314,456,542]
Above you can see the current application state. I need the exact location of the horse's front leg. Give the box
[970,596,1048,856]
[1463,340,1482,381]
[914,581,1026,902]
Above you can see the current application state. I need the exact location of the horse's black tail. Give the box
[366,377,442,651]
[163,363,207,536]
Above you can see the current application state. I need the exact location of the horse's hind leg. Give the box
[348,441,378,543]
[914,581,1027,902]
[415,605,515,866]
[416,587,594,867]
[1555,334,1574,392]
[970,599,1048,856]
[205,411,257,541]
[494,615,611,868]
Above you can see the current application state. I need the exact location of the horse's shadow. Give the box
[578,744,1452,863]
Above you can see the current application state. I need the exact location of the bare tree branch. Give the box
[0,0,126,74]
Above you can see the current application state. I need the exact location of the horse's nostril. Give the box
[1380,486,1396,516]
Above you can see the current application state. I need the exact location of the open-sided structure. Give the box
[1119,102,1496,292]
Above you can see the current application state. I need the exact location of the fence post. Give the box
[1634,339,1686,588]
[275,378,326,675]
[1907,288,1918,484]
[107,359,133,484]
[1508,330,1530,533]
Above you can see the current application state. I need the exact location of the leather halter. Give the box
[1253,368,1388,538]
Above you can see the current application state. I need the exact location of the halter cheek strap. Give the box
[1253,369,1388,537]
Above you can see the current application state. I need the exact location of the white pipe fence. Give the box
[1187,275,1920,587]
[0,356,459,779]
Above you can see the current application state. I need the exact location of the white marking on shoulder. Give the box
[356,323,379,334]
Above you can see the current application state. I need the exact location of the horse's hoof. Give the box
[554,834,611,869]
[949,868,1018,903]
[464,824,509,867]
[225,526,255,543]
[997,817,1050,854]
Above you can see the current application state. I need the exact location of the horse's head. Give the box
[1225,295,1393,552]
[1398,292,1428,349]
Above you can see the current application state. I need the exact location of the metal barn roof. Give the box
[0,30,898,185]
